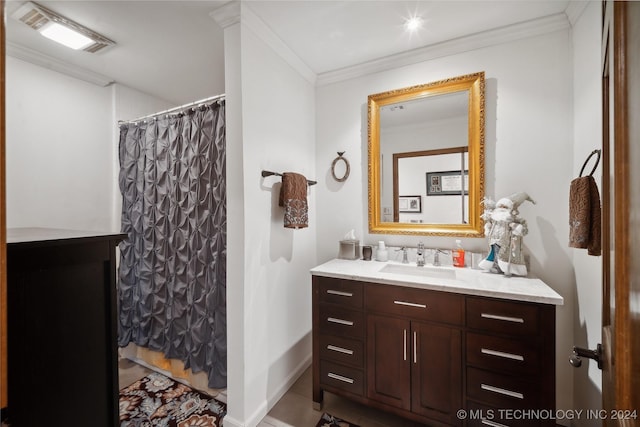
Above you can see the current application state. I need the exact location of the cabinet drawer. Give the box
[319,304,364,339]
[320,360,364,397]
[466,401,540,427]
[466,367,539,409]
[319,334,364,368]
[366,284,463,325]
[467,333,539,375]
[466,298,540,336]
[317,277,363,308]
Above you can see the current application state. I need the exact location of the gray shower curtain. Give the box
[117,100,226,388]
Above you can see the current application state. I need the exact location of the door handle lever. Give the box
[570,344,603,370]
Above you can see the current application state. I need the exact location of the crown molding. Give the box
[564,1,589,27]
[210,1,240,29]
[6,42,114,86]
[210,1,316,85]
[317,13,571,87]
[241,3,316,85]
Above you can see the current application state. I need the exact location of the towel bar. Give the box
[579,149,601,177]
[261,170,317,186]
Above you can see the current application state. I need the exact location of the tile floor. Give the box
[257,367,424,427]
[119,358,424,427]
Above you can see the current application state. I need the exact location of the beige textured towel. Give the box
[569,176,601,256]
[278,172,308,229]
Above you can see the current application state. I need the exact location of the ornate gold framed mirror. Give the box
[368,72,485,236]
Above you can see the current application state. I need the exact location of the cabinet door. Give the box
[366,314,411,410]
[8,239,119,427]
[411,321,462,426]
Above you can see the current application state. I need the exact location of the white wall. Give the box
[571,3,603,425]
[316,28,575,414]
[5,57,174,233]
[222,4,317,426]
[6,57,115,231]
[395,152,469,224]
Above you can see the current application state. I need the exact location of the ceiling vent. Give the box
[11,2,115,53]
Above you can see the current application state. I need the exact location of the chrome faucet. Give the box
[432,249,447,266]
[397,247,409,264]
[416,242,425,267]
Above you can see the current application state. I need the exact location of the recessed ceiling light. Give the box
[11,1,115,53]
[39,22,94,50]
[404,16,424,32]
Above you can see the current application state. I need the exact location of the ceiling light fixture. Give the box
[404,16,424,32]
[11,2,115,53]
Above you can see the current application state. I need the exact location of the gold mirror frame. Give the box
[368,72,485,237]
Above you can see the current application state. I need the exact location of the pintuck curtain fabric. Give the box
[117,101,226,388]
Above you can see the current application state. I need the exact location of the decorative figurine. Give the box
[478,192,535,276]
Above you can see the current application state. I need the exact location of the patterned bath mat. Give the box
[119,372,226,427]
[315,412,360,427]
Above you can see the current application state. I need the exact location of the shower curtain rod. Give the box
[118,93,226,124]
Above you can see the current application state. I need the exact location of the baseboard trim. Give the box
[222,338,313,427]
[242,354,312,427]
[260,415,297,427]
[267,354,312,410]
[222,414,245,427]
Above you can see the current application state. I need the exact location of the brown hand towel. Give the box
[278,172,309,229]
[569,175,601,256]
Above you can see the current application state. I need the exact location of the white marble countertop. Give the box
[310,258,564,306]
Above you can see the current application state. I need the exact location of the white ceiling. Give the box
[248,0,571,74]
[4,0,572,105]
[381,91,468,129]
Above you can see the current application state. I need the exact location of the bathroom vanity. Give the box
[311,259,563,427]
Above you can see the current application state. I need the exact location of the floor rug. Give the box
[119,372,226,427]
[316,412,360,427]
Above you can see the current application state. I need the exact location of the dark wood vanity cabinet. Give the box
[312,275,556,427]
[6,229,125,427]
[366,284,463,426]
[464,297,556,427]
[313,277,366,403]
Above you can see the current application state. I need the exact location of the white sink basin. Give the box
[380,263,457,280]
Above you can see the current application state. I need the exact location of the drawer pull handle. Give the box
[394,300,427,309]
[482,420,509,427]
[413,330,417,364]
[327,317,354,326]
[327,372,354,384]
[481,348,525,361]
[327,290,353,297]
[480,383,524,399]
[403,329,407,361]
[327,345,353,355]
[481,313,524,324]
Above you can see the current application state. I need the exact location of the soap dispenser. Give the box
[452,239,465,267]
[376,241,389,262]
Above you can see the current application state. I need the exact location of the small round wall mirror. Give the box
[331,152,350,182]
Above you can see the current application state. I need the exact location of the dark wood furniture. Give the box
[312,275,556,427]
[6,228,125,427]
